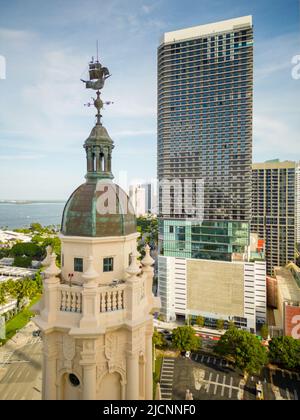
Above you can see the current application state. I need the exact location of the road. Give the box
[0,323,42,400]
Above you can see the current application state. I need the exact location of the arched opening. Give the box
[92,153,96,172]
[60,372,81,400]
[97,372,122,400]
[100,153,105,172]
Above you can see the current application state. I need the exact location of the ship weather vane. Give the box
[81,42,113,125]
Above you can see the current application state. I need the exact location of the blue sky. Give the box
[0,0,299,200]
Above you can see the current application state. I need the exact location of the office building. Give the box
[158,257,266,332]
[129,183,157,216]
[252,160,298,275]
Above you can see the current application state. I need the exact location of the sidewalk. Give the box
[154,319,225,337]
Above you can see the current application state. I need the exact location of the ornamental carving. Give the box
[63,336,75,361]
[105,333,118,361]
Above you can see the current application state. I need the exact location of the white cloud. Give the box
[0,28,35,43]
[253,114,299,159]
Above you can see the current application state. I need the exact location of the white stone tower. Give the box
[33,57,160,400]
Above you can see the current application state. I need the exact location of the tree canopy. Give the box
[10,242,43,259]
[215,328,268,375]
[152,329,166,349]
[269,336,300,370]
[172,326,201,352]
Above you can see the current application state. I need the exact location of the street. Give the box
[0,322,42,400]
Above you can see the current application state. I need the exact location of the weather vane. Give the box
[81,41,113,125]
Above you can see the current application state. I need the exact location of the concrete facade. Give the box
[158,256,266,332]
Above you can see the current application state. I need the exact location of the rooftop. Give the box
[161,15,252,45]
[274,266,300,303]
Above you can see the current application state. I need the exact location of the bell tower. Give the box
[33,55,160,400]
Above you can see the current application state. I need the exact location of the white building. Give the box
[129,185,146,217]
[0,230,31,244]
[158,257,267,333]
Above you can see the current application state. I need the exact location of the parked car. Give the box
[32,330,41,337]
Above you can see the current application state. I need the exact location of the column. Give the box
[96,147,101,172]
[42,336,57,400]
[104,151,108,173]
[43,355,57,400]
[145,332,153,400]
[126,351,139,400]
[87,149,93,172]
[108,153,112,172]
[82,364,97,400]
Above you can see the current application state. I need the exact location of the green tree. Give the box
[14,256,32,268]
[227,320,236,330]
[30,223,43,232]
[0,283,7,306]
[5,278,38,307]
[269,336,300,370]
[260,324,269,340]
[172,326,201,352]
[153,329,166,349]
[215,328,268,376]
[196,316,205,328]
[0,247,10,259]
[10,242,43,259]
[216,319,225,330]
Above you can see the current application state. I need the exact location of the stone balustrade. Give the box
[58,284,126,315]
[59,285,83,313]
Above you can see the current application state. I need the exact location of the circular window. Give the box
[69,373,80,387]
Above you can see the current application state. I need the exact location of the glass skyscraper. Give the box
[158,16,253,261]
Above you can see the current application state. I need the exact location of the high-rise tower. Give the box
[158,16,253,261]
[34,57,160,400]
[252,160,298,276]
[157,17,260,324]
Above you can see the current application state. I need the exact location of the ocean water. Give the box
[0,202,66,229]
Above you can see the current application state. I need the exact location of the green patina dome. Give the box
[61,180,137,238]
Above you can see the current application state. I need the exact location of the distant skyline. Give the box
[0,0,299,200]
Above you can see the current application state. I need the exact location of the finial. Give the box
[44,253,61,278]
[82,256,99,284]
[126,251,141,277]
[42,245,52,267]
[142,244,154,267]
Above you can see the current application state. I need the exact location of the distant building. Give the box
[0,230,31,244]
[129,183,157,216]
[296,164,300,244]
[252,160,298,275]
[0,257,14,267]
[129,185,146,216]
